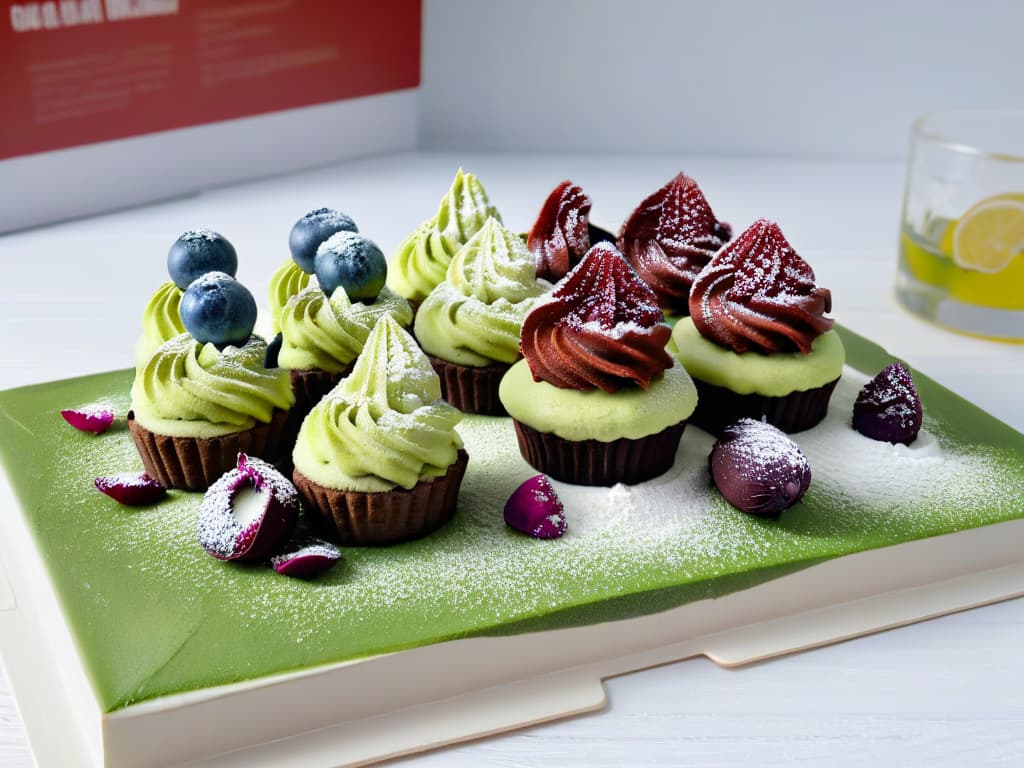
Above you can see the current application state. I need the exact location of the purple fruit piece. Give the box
[271,539,342,579]
[504,474,567,539]
[198,453,300,562]
[94,472,166,506]
[852,362,923,445]
[710,418,811,517]
[60,406,114,434]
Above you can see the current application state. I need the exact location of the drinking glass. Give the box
[896,109,1024,342]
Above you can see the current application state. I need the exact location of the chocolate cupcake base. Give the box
[289,367,349,417]
[127,409,290,492]
[427,356,510,416]
[512,421,686,487]
[689,377,840,436]
[293,449,469,546]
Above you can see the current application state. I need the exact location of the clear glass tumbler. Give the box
[896,109,1024,342]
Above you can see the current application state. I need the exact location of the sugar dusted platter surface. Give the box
[0,326,1022,717]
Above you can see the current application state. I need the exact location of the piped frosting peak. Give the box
[414,217,550,366]
[520,242,673,393]
[292,315,462,491]
[387,168,501,302]
[527,180,592,282]
[688,218,833,355]
[618,172,731,313]
[435,167,501,245]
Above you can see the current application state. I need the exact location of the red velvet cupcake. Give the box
[499,243,699,486]
[671,219,845,434]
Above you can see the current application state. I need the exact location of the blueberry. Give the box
[314,231,387,301]
[167,229,238,290]
[180,272,257,348]
[264,332,283,368]
[289,208,358,274]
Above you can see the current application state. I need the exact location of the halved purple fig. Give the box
[61,406,114,434]
[271,539,342,579]
[94,472,166,506]
[710,418,811,517]
[852,362,922,445]
[198,453,300,562]
[503,474,567,539]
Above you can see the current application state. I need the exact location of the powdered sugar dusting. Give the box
[60,401,115,433]
[179,228,219,242]
[33,365,1024,702]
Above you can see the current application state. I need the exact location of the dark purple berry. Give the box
[710,418,811,517]
[198,454,300,562]
[504,475,567,539]
[852,363,922,445]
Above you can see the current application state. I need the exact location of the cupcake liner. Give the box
[289,367,348,418]
[688,377,840,435]
[127,409,290,492]
[512,421,686,487]
[293,449,469,546]
[427,355,510,416]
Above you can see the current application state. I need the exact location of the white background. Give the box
[420,0,1023,159]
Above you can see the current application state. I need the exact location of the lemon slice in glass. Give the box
[952,195,1024,273]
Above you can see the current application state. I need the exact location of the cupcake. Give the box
[292,314,467,546]
[386,167,501,309]
[672,218,845,434]
[277,231,412,419]
[267,208,358,334]
[135,229,238,368]
[526,180,615,282]
[414,217,550,415]
[617,172,731,315]
[128,273,295,491]
[499,242,698,486]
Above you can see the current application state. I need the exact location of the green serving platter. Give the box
[0,325,1021,713]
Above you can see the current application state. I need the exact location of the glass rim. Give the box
[912,108,1024,163]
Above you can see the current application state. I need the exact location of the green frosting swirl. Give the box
[277,286,413,374]
[293,315,463,492]
[671,317,845,396]
[267,259,314,334]
[499,359,698,442]
[415,218,550,366]
[130,334,295,438]
[135,281,185,369]
[386,168,501,302]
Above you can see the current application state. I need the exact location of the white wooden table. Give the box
[0,152,1021,767]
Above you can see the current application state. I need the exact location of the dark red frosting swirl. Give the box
[618,172,731,314]
[688,219,833,355]
[520,243,673,393]
[527,180,592,282]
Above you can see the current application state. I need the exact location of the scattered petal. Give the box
[198,453,300,562]
[272,539,342,579]
[94,472,166,505]
[504,474,567,539]
[61,406,114,434]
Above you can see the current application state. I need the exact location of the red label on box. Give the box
[0,0,421,160]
